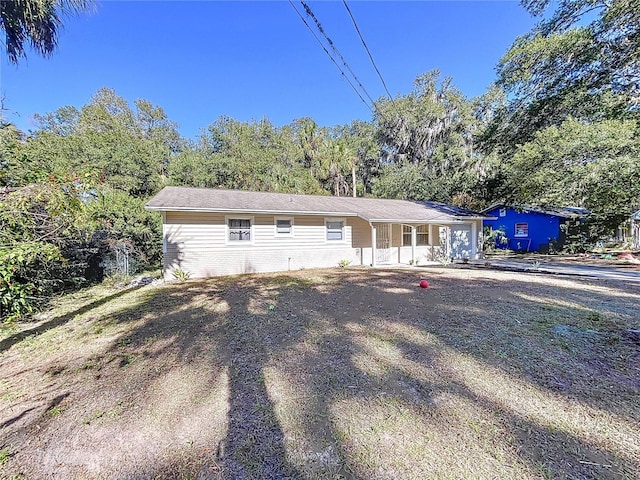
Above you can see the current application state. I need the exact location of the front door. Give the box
[376,223,392,264]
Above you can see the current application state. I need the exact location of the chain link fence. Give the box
[100,242,139,277]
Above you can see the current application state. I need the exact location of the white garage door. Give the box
[451,224,473,259]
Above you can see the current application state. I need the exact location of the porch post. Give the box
[411,226,417,265]
[161,212,167,279]
[371,224,377,267]
[428,224,435,261]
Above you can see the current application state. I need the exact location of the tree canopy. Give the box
[475,0,640,240]
[372,71,489,206]
[504,117,640,235]
[488,0,640,149]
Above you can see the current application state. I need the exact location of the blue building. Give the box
[481,204,589,252]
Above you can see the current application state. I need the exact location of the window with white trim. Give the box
[499,208,507,217]
[514,223,528,237]
[326,219,345,241]
[402,225,429,246]
[275,217,293,237]
[402,226,411,246]
[228,218,252,241]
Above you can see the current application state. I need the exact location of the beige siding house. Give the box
[145,187,487,279]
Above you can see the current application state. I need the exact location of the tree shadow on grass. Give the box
[171,270,637,477]
[2,268,638,479]
[202,279,303,479]
[262,269,639,478]
[358,316,637,478]
[424,271,639,417]
[103,278,308,479]
[0,406,36,430]
[0,285,146,354]
[114,269,637,478]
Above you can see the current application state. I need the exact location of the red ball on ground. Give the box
[419,279,429,288]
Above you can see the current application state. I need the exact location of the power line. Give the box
[288,0,373,114]
[342,0,397,109]
[300,1,377,107]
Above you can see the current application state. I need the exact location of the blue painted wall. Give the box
[483,206,564,252]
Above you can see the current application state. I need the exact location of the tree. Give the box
[316,137,352,196]
[332,120,380,196]
[0,122,26,186]
[515,0,640,102]
[375,70,473,165]
[0,178,94,320]
[492,0,640,146]
[169,116,326,195]
[504,117,640,236]
[0,0,93,64]
[16,88,179,197]
[88,189,163,269]
[373,71,488,203]
[0,88,183,318]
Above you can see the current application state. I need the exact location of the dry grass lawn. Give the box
[0,266,638,479]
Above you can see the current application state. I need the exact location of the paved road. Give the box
[476,259,640,285]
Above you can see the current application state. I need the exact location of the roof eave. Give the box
[480,203,504,214]
[146,206,490,223]
[435,217,489,223]
[358,217,488,223]
[144,205,359,217]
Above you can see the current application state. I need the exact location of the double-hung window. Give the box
[228,218,252,241]
[402,225,429,246]
[326,219,345,241]
[275,217,293,237]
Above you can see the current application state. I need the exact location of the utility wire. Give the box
[288,0,373,114]
[342,0,397,111]
[300,1,377,107]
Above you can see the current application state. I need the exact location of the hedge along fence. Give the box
[0,243,64,322]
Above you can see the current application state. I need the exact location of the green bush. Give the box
[483,226,508,252]
[0,243,63,321]
[88,190,162,270]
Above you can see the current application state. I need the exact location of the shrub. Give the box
[172,269,191,282]
[88,190,163,271]
[483,226,508,252]
[0,243,63,322]
[560,221,590,253]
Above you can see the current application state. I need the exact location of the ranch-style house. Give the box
[145,187,488,279]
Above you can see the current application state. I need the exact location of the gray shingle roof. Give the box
[145,187,486,223]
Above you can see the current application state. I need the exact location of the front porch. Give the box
[365,221,481,267]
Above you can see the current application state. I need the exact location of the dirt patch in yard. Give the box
[1,267,638,479]
[489,253,640,270]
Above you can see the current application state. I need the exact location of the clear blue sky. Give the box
[1,1,538,139]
